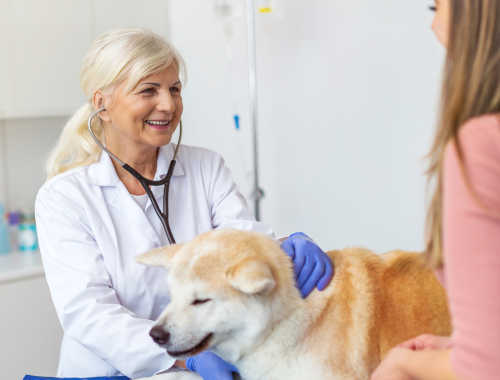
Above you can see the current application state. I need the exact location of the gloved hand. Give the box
[280,232,334,298]
[186,351,239,380]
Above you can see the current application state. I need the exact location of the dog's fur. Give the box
[137,229,451,380]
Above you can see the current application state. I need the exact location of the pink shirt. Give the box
[442,114,500,380]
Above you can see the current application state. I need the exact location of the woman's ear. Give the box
[92,90,111,123]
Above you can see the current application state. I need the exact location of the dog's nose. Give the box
[149,325,170,345]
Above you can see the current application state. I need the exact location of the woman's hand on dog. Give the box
[280,232,334,298]
[372,335,453,380]
[371,347,415,380]
[397,334,453,351]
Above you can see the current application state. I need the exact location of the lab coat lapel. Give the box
[87,150,121,187]
[119,182,162,248]
[154,143,185,179]
[149,144,184,192]
[88,150,162,248]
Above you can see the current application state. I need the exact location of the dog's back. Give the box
[303,248,451,377]
[378,250,451,356]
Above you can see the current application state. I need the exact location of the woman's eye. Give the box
[170,87,181,94]
[140,88,155,95]
[429,5,437,11]
[192,298,211,306]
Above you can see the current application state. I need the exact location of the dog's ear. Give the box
[136,244,185,268]
[226,258,276,295]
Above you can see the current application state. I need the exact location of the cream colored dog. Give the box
[137,229,451,380]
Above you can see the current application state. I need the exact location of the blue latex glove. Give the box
[23,376,128,380]
[186,351,239,380]
[280,232,334,298]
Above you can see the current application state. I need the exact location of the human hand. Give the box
[186,351,239,380]
[371,347,414,380]
[397,334,452,351]
[280,232,334,298]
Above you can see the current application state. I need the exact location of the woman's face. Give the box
[431,0,450,47]
[101,64,183,153]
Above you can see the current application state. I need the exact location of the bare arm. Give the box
[371,348,461,380]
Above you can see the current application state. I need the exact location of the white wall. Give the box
[0,117,64,212]
[0,1,445,248]
[168,0,445,252]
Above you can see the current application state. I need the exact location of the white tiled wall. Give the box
[0,116,66,213]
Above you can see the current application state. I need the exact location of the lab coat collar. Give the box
[88,143,185,187]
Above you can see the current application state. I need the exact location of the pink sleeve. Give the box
[442,115,500,380]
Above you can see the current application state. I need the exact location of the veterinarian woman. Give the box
[35,28,333,380]
[372,1,500,380]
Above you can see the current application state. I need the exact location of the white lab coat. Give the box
[35,143,274,379]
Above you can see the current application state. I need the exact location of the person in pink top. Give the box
[371,0,500,380]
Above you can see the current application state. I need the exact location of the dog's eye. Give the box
[192,298,211,306]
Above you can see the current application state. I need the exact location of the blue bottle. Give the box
[7,211,21,251]
[19,212,38,252]
[0,203,10,254]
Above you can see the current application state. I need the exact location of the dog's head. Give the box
[136,229,298,362]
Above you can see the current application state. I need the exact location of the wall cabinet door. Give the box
[1,0,93,118]
[0,6,8,119]
[0,0,170,119]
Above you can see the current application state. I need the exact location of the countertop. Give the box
[0,251,44,284]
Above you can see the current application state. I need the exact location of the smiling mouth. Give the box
[167,333,214,357]
[145,119,172,129]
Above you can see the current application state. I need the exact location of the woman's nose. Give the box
[149,325,170,345]
[156,91,176,112]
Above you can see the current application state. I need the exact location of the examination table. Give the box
[22,369,203,380]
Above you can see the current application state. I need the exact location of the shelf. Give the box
[0,251,44,284]
[0,110,72,121]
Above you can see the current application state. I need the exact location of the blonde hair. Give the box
[425,0,500,268]
[46,28,186,179]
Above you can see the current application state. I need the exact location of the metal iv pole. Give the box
[246,0,264,221]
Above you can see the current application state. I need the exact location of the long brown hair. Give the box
[425,0,500,268]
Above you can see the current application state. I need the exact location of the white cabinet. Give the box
[0,0,170,119]
[0,252,62,379]
[1,0,92,118]
[0,3,11,118]
[0,275,62,378]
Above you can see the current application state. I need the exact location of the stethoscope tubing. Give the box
[87,107,182,244]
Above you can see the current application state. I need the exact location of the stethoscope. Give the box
[87,107,182,244]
